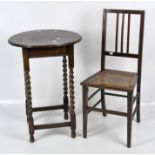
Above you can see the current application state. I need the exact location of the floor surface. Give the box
[0,104,155,154]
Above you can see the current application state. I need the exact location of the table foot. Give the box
[71,130,76,138]
[30,135,34,143]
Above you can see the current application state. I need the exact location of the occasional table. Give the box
[8,29,81,142]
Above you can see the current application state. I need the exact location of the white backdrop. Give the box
[0,1,154,112]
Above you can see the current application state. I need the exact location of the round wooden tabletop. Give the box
[8,29,81,48]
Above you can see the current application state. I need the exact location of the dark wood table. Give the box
[8,29,81,142]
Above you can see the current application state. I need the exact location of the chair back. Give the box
[101,9,145,79]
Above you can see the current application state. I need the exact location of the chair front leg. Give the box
[83,86,88,138]
[127,91,133,148]
[101,89,107,116]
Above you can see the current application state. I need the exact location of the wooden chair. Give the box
[81,9,145,147]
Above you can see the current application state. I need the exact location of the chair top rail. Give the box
[104,9,144,15]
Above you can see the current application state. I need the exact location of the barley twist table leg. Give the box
[69,67,76,138]
[63,56,69,120]
[24,70,34,142]
[25,100,28,122]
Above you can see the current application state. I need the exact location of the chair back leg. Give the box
[136,83,141,122]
